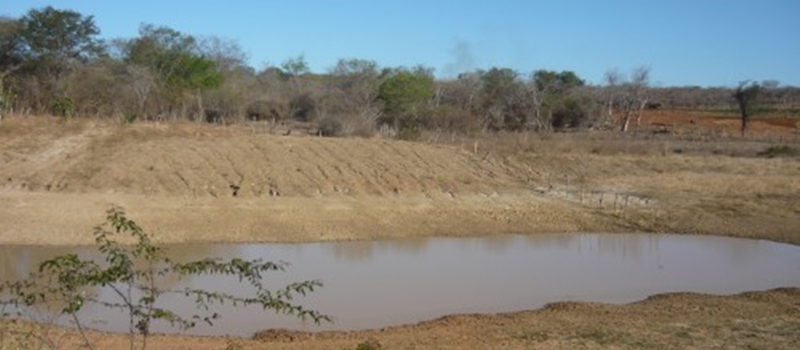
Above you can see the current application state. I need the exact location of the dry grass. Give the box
[2,288,798,350]
[416,127,800,244]
[2,113,799,244]
[1,113,800,349]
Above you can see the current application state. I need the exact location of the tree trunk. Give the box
[741,110,748,137]
[738,98,748,137]
[196,89,204,123]
[620,111,631,132]
[636,99,648,126]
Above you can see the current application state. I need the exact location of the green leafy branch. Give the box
[0,206,329,350]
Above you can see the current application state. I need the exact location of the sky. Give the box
[2,0,799,87]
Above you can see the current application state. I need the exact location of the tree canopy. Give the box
[6,6,104,109]
[18,6,103,64]
[377,67,435,138]
[1,5,795,137]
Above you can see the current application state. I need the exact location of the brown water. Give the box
[2,234,799,337]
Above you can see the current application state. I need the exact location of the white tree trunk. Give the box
[621,112,631,132]
[636,99,648,126]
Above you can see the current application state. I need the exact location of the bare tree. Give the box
[631,67,651,127]
[733,80,761,137]
[197,36,248,73]
[126,65,155,117]
[606,67,650,132]
[327,58,383,124]
[450,72,481,110]
[604,69,621,121]
[0,72,8,120]
[524,78,546,130]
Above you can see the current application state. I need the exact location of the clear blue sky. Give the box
[2,0,798,87]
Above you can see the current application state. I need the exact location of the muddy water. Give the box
[1,234,799,337]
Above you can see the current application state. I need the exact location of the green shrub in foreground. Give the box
[0,207,329,350]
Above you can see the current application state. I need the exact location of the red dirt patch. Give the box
[637,109,799,137]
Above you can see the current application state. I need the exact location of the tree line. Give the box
[1,6,797,138]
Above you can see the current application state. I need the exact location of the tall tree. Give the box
[479,67,525,130]
[606,67,650,132]
[603,69,621,120]
[0,18,21,118]
[122,24,222,119]
[197,36,249,73]
[195,37,254,121]
[0,17,23,74]
[123,24,196,86]
[533,70,584,94]
[327,58,382,123]
[733,81,761,137]
[529,70,585,130]
[377,67,435,138]
[281,54,310,92]
[17,6,103,105]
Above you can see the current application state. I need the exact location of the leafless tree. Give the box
[631,67,651,127]
[604,69,621,121]
[733,80,761,137]
[606,67,650,132]
[524,75,547,131]
[197,36,249,73]
[126,65,155,117]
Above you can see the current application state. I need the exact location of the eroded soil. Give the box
[1,112,799,349]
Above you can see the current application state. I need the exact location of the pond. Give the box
[1,233,799,337]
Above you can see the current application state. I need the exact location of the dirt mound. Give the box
[0,115,798,247]
[1,115,799,349]
[0,118,530,198]
[1,117,581,246]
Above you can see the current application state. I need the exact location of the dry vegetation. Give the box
[1,110,799,349]
[2,6,800,349]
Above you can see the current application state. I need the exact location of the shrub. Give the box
[0,207,328,350]
[339,338,382,350]
[758,145,796,158]
[318,116,343,137]
[246,100,285,122]
[551,97,588,130]
[428,105,481,133]
[289,93,317,122]
[52,97,75,119]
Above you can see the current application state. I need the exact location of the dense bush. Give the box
[246,99,285,122]
[289,93,317,122]
[552,98,588,129]
[318,115,343,136]
[2,5,797,134]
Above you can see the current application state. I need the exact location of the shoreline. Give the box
[1,118,798,348]
[4,287,798,349]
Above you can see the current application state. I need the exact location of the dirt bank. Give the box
[4,288,798,349]
[1,114,799,349]
[1,115,798,246]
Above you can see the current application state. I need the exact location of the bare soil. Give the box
[1,111,799,349]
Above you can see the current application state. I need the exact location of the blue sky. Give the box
[2,0,798,87]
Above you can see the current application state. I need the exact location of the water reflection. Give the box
[0,243,226,333]
[329,237,429,262]
[0,245,90,282]
[1,234,798,337]
[0,244,222,282]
